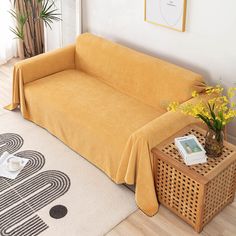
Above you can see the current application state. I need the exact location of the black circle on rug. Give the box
[49,205,68,219]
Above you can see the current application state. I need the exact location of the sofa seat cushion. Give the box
[24,69,165,179]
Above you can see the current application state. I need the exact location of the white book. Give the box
[175,135,207,165]
[184,156,207,166]
[0,152,29,179]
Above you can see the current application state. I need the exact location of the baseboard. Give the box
[227,134,236,145]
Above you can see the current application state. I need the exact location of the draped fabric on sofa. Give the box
[5,33,207,216]
[14,0,45,58]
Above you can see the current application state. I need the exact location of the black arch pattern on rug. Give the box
[0,150,45,192]
[0,170,70,236]
[0,133,24,156]
[0,133,71,236]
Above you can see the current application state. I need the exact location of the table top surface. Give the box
[152,125,236,181]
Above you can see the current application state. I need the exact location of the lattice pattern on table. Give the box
[161,129,235,176]
[203,161,236,225]
[156,159,200,226]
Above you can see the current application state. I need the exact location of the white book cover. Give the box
[184,156,207,166]
[175,135,207,165]
[0,152,29,179]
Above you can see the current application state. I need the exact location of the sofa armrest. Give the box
[15,44,75,84]
[138,94,210,148]
[5,45,75,115]
[116,93,210,216]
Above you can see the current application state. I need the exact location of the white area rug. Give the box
[0,111,137,236]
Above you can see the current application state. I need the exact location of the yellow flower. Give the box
[168,85,236,128]
[222,96,229,103]
[228,87,236,98]
[167,101,179,112]
[206,84,223,95]
[224,109,236,121]
[192,91,199,98]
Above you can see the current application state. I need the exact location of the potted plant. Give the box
[168,85,236,157]
[9,0,61,58]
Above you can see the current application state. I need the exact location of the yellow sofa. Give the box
[6,33,207,216]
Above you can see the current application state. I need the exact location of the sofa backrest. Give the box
[75,33,206,109]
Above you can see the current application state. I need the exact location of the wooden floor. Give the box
[1,59,236,236]
[0,58,18,115]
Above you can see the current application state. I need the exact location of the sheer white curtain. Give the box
[0,1,17,65]
[44,0,81,52]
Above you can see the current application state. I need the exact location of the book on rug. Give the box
[175,135,207,165]
[0,152,29,179]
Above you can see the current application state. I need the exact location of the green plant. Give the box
[10,0,61,57]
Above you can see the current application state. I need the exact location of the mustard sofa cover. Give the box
[6,33,206,216]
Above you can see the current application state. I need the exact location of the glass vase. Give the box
[205,128,224,157]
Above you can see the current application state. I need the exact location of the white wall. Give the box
[45,0,81,51]
[44,0,62,51]
[61,0,77,46]
[82,0,236,142]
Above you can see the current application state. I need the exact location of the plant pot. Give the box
[204,128,224,157]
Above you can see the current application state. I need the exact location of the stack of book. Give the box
[175,135,207,165]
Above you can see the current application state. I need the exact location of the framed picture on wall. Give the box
[144,0,187,32]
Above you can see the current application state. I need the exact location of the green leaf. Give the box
[9,9,27,40]
[218,111,224,121]
[9,9,27,25]
[10,26,24,40]
[197,114,215,130]
[207,102,216,120]
[213,119,223,132]
[39,0,61,29]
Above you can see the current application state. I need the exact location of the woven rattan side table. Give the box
[152,125,236,233]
